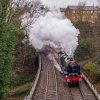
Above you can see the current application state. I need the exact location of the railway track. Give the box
[32,54,97,100]
[69,86,86,100]
[68,80,97,100]
[44,58,58,100]
[32,54,58,100]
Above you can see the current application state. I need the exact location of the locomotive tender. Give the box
[58,51,83,86]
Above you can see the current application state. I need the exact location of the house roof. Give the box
[60,6,100,12]
[67,6,100,11]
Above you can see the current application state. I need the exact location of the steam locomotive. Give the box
[58,51,83,86]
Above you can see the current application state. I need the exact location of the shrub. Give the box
[84,61,100,82]
[96,56,100,64]
[84,61,96,72]
[75,38,92,61]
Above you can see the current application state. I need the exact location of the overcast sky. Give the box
[41,0,99,8]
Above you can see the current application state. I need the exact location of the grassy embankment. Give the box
[6,4,39,99]
[8,34,39,100]
[83,58,100,93]
[75,21,100,93]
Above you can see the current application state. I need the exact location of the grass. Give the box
[9,82,32,97]
[10,74,35,88]
[83,61,97,73]
[95,56,100,64]
[8,78,34,99]
[83,60,100,93]
[96,81,100,93]
[8,71,36,99]
[83,61,100,82]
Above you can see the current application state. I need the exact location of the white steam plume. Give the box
[28,12,79,55]
[23,10,79,57]
[12,0,80,57]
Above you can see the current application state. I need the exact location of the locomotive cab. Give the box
[67,61,80,75]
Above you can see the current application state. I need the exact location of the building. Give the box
[61,6,100,23]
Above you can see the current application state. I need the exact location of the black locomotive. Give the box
[58,51,83,86]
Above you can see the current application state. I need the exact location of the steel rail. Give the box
[79,83,87,100]
[69,86,86,100]
[44,59,58,100]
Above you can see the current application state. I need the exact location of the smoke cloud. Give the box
[12,0,80,57]
[27,11,79,56]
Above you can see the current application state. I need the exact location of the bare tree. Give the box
[0,0,49,99]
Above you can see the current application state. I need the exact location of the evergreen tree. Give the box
[0,0,21,99]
